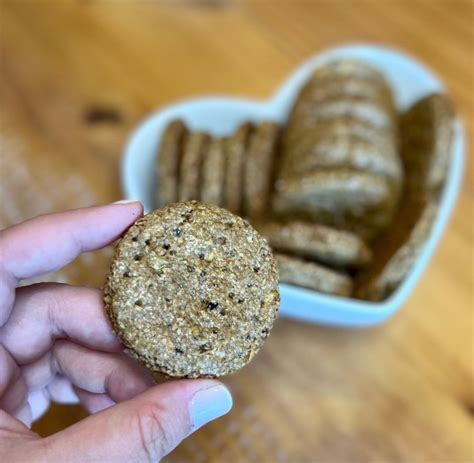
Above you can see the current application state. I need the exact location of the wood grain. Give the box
[0,0,472,461]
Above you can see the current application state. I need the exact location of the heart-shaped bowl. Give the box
[122,44,464,327]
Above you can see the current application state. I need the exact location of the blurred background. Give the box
[0,1,472,462]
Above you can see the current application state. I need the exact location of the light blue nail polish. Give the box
[113,199,141,205]
[189,385,233,430]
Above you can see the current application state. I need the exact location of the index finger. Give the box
[0,201,143,325]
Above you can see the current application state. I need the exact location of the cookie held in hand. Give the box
[104,201,280,378]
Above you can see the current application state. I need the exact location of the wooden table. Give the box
[1,1,472,461]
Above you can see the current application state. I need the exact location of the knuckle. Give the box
[133,401,176,462]
[20,283,65,315]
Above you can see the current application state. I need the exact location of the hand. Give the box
[0,202,232,462]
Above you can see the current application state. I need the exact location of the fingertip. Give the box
[0,279,14,326]
[188,382,233,431]
[110,200,144,215]
[112,199,143,206]
[12,402,32,428]
[28,389,50,422]
[156,378,233,431]
[105,200,144,230]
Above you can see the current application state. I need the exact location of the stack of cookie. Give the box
[156,120,279,222]
[257,221,372,296]
[154,60,454,301]
[273,60,403,241]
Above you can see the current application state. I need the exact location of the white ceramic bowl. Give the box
[122,44,464,327]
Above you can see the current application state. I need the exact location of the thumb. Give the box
[42,380,232,462]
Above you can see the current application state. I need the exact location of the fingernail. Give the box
[113,199,141,205]
[189,385,233,430]
[13,402,32,428]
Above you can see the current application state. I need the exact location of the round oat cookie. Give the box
[156,119,187,208]
[283,116,397,154]
[284,131,402,182]
[301,75,394,107]
[292,78,395,126]
[292,95,396,130]
[243,122,279,221]
[104,201,280,378]
[273,168,392,220]
[179,131,209,201]
[355,199,438,301]
[258,221,372,268]
[309,59,389,86]
[400,93,454,195]
[223,123,252,214]
[276,253,353,296]
[201,137,225,206]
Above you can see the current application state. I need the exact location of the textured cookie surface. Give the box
[224,123,251,214]
[283,131,401,181]
[273,168,398,241]
[273,169,392,218]
[355,199,438,301]
[292,96,396,130]
[276,253,353,296]
[259,221,372,268]
[156,120,187,208]
[179,132,209,201]
[284,116,396,151]
[243,122,279,220]
[400,93,454,194]
[104,201,280,378]
[309,59,391,84]
[300,75,394,107]
[201,137,225,206]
